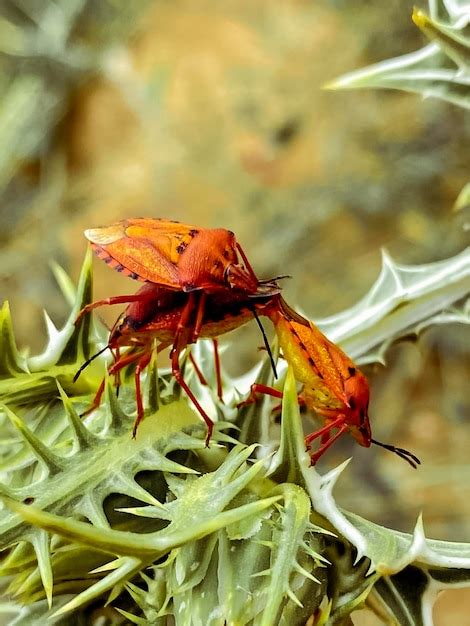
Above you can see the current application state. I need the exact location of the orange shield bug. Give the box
[75,218,281,388]
[242,296,420,467]
[83,217,278,294]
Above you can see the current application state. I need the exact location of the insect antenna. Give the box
[258,274,291,284]
[73,345,109,383]
[248,303,278,380]
[371,438,421,469]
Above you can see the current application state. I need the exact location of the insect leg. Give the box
[75,293,155,325]
[80,349,144,417]
[309,425,347,465]
[113,347,121,396]
[237,383,284,408]
[171,338,214,447]
[108,349,145,376]
[304,414,346,447]
[213,339,224,402]
[132,351,153,438]
[189,351,208,386]
[187,340,224,402]
[80,378,106,418]
[236,242,258,283]
[191,291,207,343]
[173,291,197,351]
[157,340,173,353]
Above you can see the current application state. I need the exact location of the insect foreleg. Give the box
[236,242,258,282]
[75,293,156,325]
[237,383,284,408]
[309,425,347,465]
[304,414,346,446]
[108,349,145,376]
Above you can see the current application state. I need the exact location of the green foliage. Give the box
[0,0,152,196]
[327,2,470,110]
[327,0,470,215]
[0,244,469,625]
[1,2,468,623]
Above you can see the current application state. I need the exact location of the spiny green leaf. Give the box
[56,382,100,450]
[56,247,94,367]
[454,181,470,210]
[259,484,314,626]
[268,366,310,485]
[0,399,201,553]
[28,249,94,371]
[2,450,280,558]
[29,531,53,609]
[1,404,65,475]
[326,2,470,109]
[301,451,470,573]
[316,248,470,361]
[367,563,470,626]
[0,302,27,377]
[51,556,142,618]
[412,7,470,70]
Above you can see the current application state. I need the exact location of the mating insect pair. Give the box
[74,218,419,468]
[74,218,280,445]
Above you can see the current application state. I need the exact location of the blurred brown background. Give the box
[1,1,469,622]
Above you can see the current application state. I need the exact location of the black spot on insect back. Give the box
[348,367,356,377]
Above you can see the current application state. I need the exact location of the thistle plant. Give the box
[327,0,470,209]
[1,1,470,624]
[0,242,469,625]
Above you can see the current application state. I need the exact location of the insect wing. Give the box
[304,321,350,402]
[276,297,346,403]
[85,218,200,287]
[288,319,346,407]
